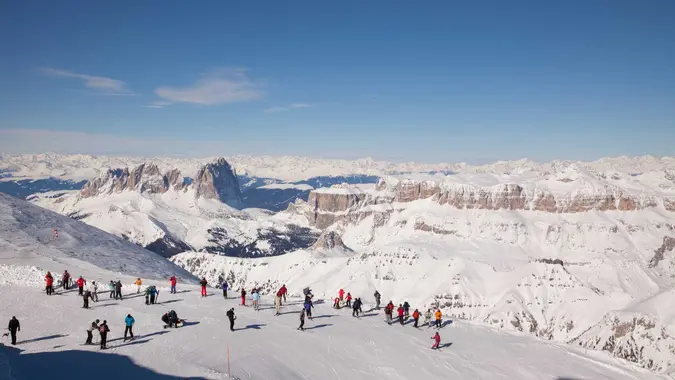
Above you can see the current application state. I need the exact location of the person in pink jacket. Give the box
[431,332,441,349]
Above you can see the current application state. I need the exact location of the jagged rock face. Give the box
[312,230,352,251]
[128,163,168,193]
[306,178,666,230]
[573,314,673,372]
[648,236,675,268]
[193,158,242,206]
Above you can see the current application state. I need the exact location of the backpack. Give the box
[99,325,106,333]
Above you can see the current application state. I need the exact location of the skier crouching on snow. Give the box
[431,332,441,349]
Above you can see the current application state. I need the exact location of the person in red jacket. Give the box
[412,309,421,328]
[169,276,177,294]
[384,302,394,324]
[279,284,287,304]
[240,288,247,306]
[397,304,405,325]
[76,276,86,296]
[431,332,441,349]
[45,272,54,295]
[338,288,345,301]
[345,292,352,307]
[199,277,207,297]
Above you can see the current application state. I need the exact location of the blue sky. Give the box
[0,0,673,163]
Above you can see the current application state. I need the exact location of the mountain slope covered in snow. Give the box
[0,192,196,283]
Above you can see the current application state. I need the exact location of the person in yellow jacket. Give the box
[434,309,442,328]
[135,278,142,294]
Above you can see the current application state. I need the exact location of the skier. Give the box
[222,281,228,298]
[338,288,345,302]
[108,281,115,298]
[385,301,395,324]
[298,309,306,331]
[431,332,441,349]
[397,304,405,325]
[168,310,179,328]
[279,284,287,304]
[424,309,432,328]
[86,319,99,345]
[169,276,177,294]
[45,272,54,295]
[135,278,142,294]
[352,297,362,317]
[99,320,110,349]
[302,287,313,299]
[226,308,236,331]
[90,281,99,302]
[252,289,261,311]
[146,285,158,305]
[373,290,381,309]
[333,297,340,309]
[124,314,135,341]
[303,297,314,319]
[76,276,86,296]
[345,292,352,308]
[200,277,208,297]
[412,309,421,328]
[240,288,247,306]
[62,270,70,290]
[403,301,410,319]
[435,309,443,328]
[274,291,282,315]
[82,289,94,309]
[115,280,123,300]
[7,316,19,345]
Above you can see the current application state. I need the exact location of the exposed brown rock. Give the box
[648,236,675,268]
[193,158,242,206]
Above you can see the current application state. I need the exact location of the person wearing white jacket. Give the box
[90,281,99,302]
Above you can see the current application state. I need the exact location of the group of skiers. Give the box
[82,315,133,349]
[29,271,448,350]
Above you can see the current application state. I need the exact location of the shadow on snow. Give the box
[1,344,208,380]
[305,324,332,330]
[235,324,266,331]
[18,334,68,344]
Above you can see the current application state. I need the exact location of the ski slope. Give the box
[0,192,196,283]
[0,280,666,380]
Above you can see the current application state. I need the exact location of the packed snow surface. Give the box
[0,278,666,380]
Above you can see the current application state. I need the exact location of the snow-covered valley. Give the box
[2,153,675,377]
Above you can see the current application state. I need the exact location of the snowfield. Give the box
[0,278,667,380]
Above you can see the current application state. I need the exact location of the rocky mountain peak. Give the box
[193,157,242,207]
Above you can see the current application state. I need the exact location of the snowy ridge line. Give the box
[1,152,674,182]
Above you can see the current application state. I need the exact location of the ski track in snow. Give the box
[0,282,667,380]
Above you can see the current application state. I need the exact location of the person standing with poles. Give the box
[45,272,54,295]
[124,314,135,341]
[99,320,110,349]
[86,319,99,345]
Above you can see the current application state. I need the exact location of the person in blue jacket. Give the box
[222,281,228,298]
[124,314,135,341]
[303,297,314,319]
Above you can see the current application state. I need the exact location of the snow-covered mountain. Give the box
[0,192,195,284]
[10,152,675,375]
[29,158,320,258]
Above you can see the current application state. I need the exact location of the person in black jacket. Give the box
[226,308,236,331]
[99,320,110,349]
[7,317,20,345]
[115,280,123,300]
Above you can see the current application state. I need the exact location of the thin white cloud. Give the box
[155,68,263,105]
[142,101,172,109]
[263,103,312,113]
[40,67,134,95]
